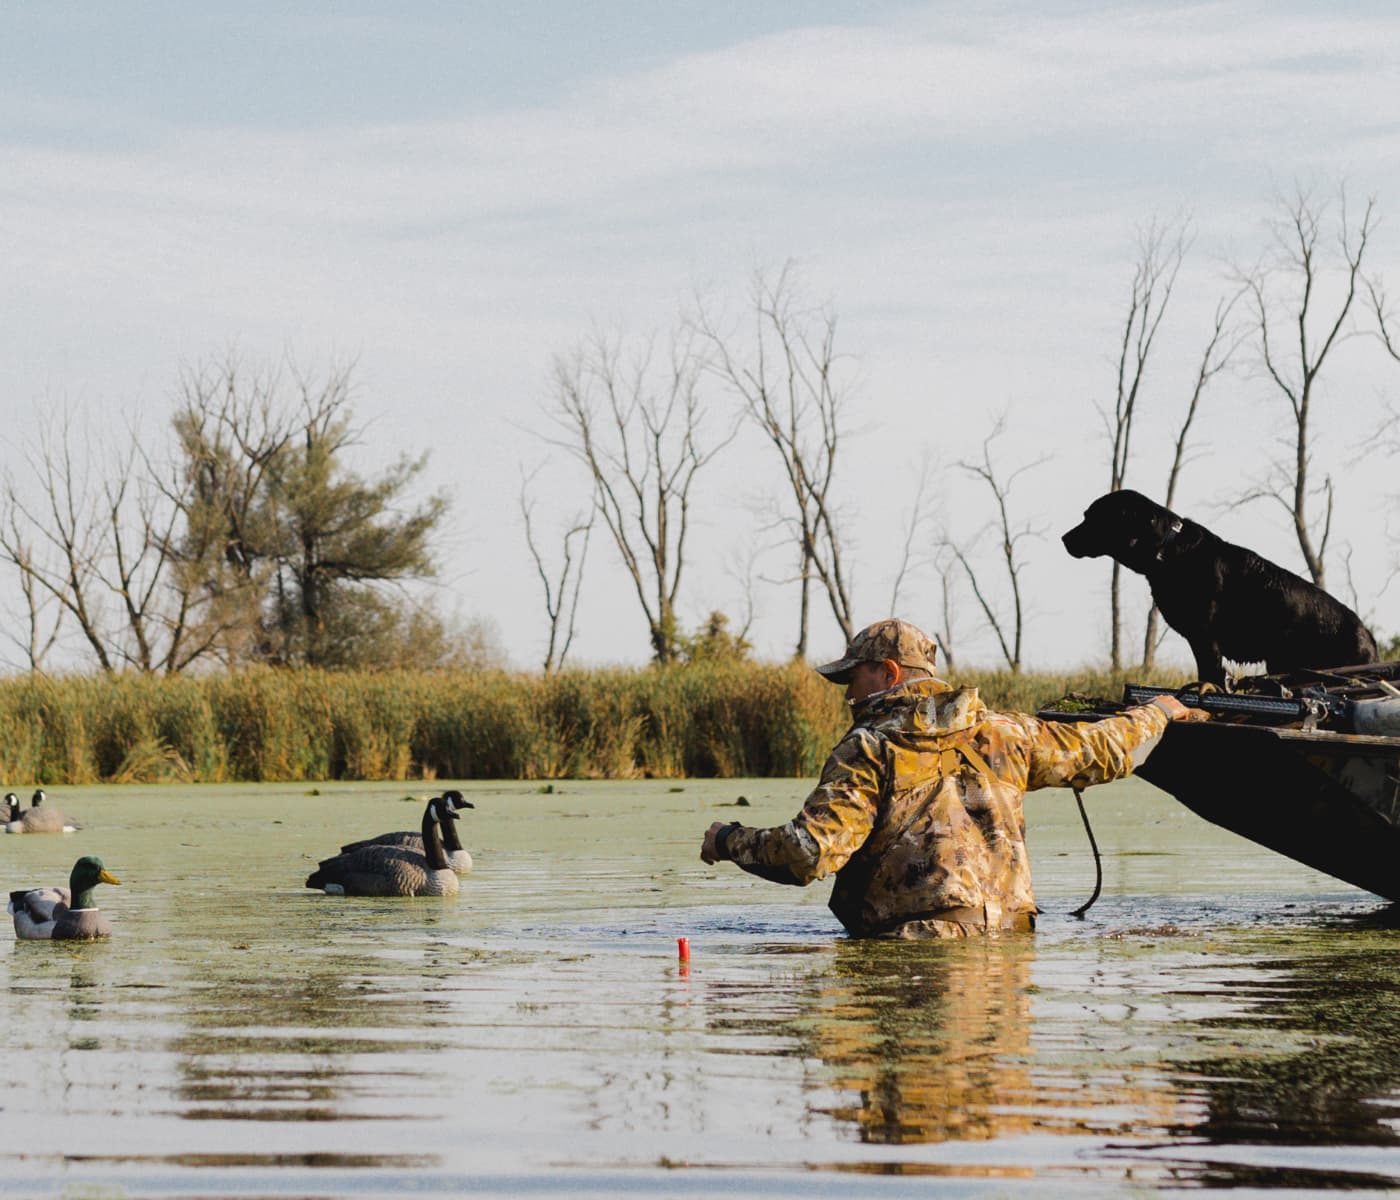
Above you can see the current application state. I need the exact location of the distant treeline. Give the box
[0,664,1190,785]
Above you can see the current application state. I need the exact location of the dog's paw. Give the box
[1170,682,1216,721]
[1176,681,1220,696]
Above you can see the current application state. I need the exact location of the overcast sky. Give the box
[4,1,1399,672]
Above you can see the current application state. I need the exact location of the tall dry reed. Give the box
[0,663,1183,785]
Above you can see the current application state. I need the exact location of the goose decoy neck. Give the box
[439,801,469,854]
[437,791,473,853]
[421,800,454,872]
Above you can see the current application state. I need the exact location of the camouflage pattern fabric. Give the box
[720,677,1169,938]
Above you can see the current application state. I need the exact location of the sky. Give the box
[3,1,1400,673]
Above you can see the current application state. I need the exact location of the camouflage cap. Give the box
[815,618,938,684]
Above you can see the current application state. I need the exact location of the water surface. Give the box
[3,778,1399,1197]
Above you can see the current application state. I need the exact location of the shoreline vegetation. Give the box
[0,664,1192,785]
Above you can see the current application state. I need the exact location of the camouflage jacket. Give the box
[720,678,1169,937]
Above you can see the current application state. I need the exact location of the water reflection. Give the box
[4,943,159,1132]
[167,923,456,1126]
[1177,942,1400,1149]
[756,920,1400,1189]
[797,937,1036,1147]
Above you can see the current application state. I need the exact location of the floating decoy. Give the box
[5,788,78,834]
[306,795,459,897]
[337,791,475,874]
[9,856,121,940]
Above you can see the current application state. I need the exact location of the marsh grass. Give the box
[0,663,1188,784]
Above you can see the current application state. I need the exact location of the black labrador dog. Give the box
[1062,489,1377,686]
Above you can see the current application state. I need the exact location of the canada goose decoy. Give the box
[306,795,460,897]
[9,856,121,940]
[337,791,475,874]
[6,788,78,834]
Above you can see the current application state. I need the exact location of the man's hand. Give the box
[1152,694,1210,723]
[701,820,731,864]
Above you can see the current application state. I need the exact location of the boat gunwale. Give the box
[1038,709,1400,749]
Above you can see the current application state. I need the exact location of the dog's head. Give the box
[1062,489,1183,574]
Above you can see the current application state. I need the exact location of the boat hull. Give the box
[1135,721,1400,901]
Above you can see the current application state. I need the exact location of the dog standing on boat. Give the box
[1062,489,1378,687]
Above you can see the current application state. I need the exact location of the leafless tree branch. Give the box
[1099,217,1188,669]
[1231,183,1376,589]
[546,327,737,662]
[1141,287,1247,668]
[947,419,1048,672]
[519,466,594,673]
[694,263,856,656]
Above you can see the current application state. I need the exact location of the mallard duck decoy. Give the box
[306,795,459,897]
[6,788,78,834]
[9,856,121,940]
[337,791,475,874]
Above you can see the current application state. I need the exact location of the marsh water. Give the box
[4,778,1400,1199]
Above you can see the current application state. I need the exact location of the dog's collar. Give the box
[1156,519,1184,561]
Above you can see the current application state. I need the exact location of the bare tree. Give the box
[888,458,937,616]
[1141,290,1245,669]
[1235,185,1376,590]
[548,328,735,663]
[945,420,1047,673]
[0,414,110,670]
[694,264,855,656]
[721,539,762,649]
[104,439,190,671]
[0,409,190,672]
[519,467,593,673]
[1,501,63,671]
[1360,275,1400,603]
[918,542,960,676]
[1100,219,1187,669]
[885,457,959,672]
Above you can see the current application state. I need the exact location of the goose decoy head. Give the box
[4,793,17,818]
[31,788,46,808]
[424,796,460,829]
[441,789,474,811]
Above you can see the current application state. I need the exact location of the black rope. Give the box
[1069,785,1102,918]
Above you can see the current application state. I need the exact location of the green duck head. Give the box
[69,856,121,910]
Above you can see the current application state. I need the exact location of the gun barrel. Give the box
[1121,684,1312,721]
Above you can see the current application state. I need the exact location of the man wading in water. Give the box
[700,619,1204,938]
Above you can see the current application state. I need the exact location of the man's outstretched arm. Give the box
[1025,694,1202,790]
[700,728,884,885]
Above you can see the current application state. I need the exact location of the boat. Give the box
[1039,661,1400,902]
